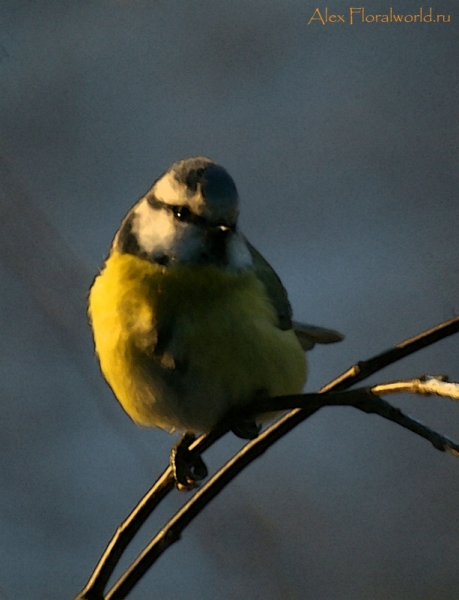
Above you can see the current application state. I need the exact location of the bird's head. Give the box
[113,157,252,270]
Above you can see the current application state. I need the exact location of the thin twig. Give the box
[351,391,459,456]
[74,426,230,600]
[248,376,459,414]
[74,471,175,600]
[372,375,459,400]
[253,384,459,455]
[319,315,459,393]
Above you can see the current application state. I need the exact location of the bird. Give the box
[88,157,342,487]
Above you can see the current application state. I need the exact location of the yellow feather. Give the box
[88,250,306,433]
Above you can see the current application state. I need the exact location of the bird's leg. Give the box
[229,388,266,439]
[170,432,208,491]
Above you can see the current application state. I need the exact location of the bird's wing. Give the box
[246,240,293,331]
[247,240,344,350]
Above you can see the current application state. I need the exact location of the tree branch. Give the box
[319,315,459,393]
[104,378,459,599]
[371,375,459,400]
[74,315,459,600]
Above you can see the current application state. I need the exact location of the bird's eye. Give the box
[171,205,192,222]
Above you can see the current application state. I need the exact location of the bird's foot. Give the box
[170,432,208,491]
[230,416,261,440]
[230,389,267,439]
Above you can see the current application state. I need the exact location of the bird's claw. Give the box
[170,433,208,491]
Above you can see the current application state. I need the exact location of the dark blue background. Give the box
[1,1,458,598]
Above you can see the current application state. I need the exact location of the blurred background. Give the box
[1,1,458,598]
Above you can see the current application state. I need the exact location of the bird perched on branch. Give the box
[88,157,342,487]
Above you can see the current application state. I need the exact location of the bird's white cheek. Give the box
[132,202,176,255]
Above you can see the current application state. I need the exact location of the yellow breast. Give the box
[88,251,306,432]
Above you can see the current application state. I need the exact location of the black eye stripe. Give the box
[146,195,206,226]
[146,195,166,210]
[171,205,192,222]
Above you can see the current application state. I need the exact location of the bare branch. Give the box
[351,391,459,457]
[74,471,175,600]
[248,376,459,414]
[104,383,459,599]
[319,315,459,393]
[74,426,230,600]
[74,316,459,600]
[372,375,459,401]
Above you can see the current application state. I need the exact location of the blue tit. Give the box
[88,157,342,464]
